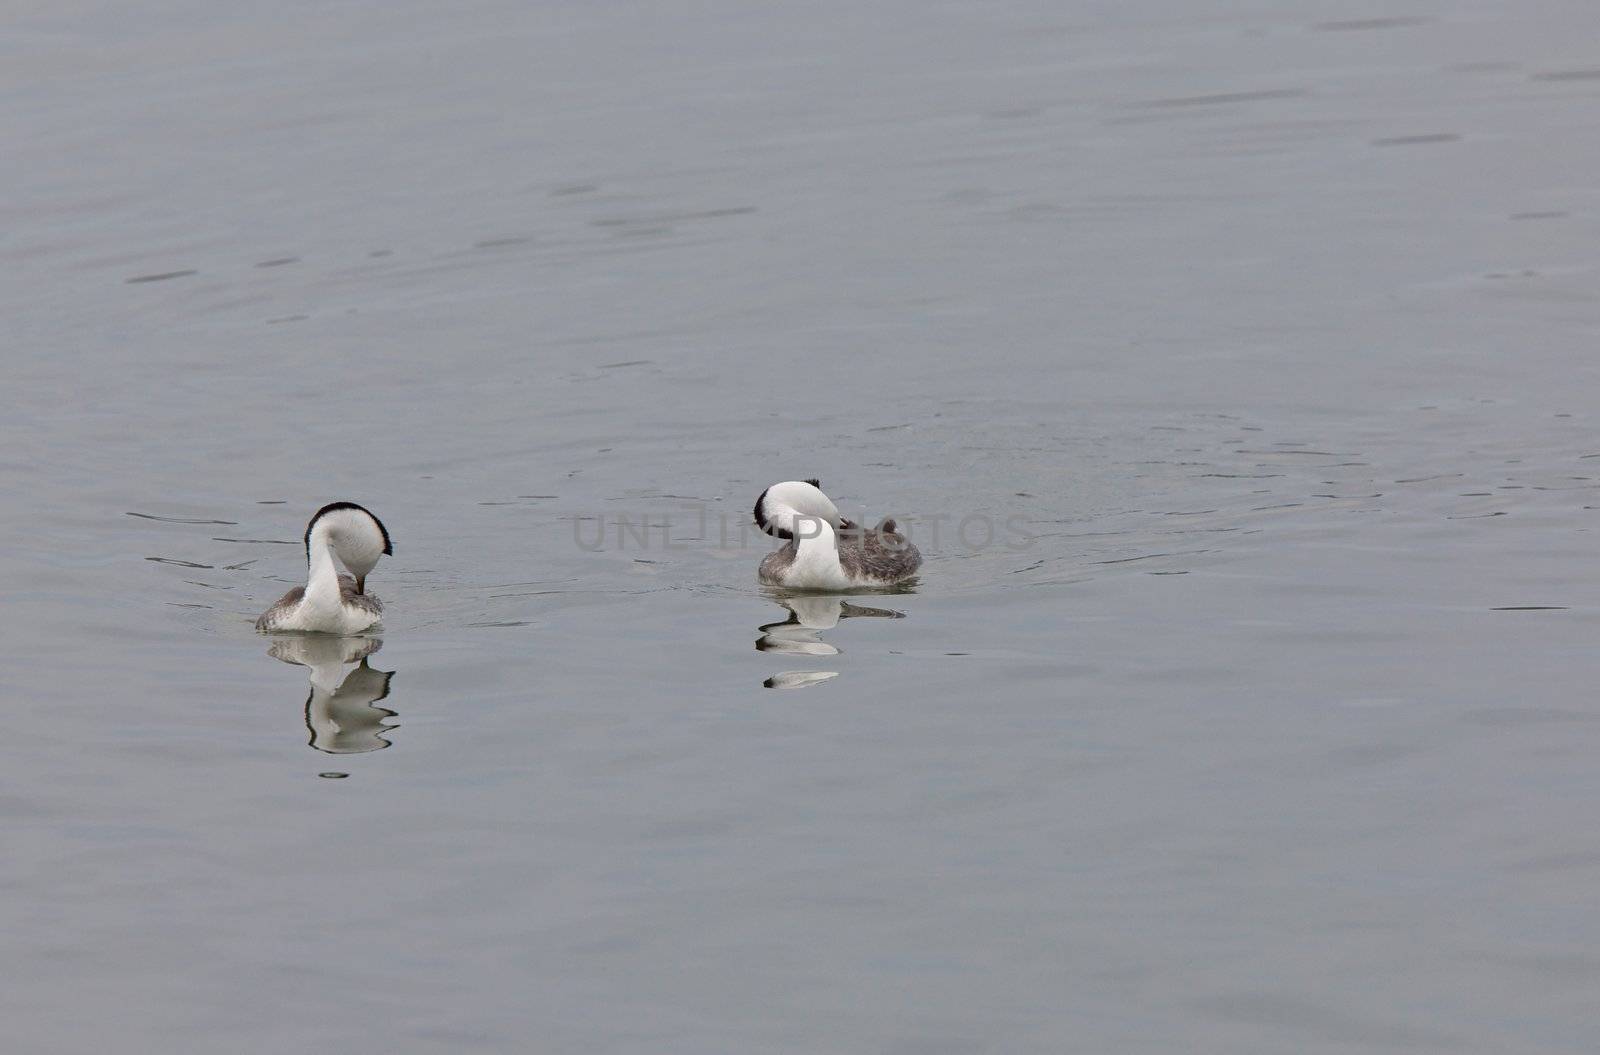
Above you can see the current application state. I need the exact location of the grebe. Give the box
[753,479,921,589]
[256,502,392,634]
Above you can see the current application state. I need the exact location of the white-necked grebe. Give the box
[256,502,392,634]
[754,479,920,589]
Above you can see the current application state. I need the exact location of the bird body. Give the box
[256,502,391,633]
[754,480,920,589]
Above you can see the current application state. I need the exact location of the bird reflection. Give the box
[266,636,399,754]
[757,594,903,688]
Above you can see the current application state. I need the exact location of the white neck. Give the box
[761,482,842,539]
[304,531,343,608]
[790,518,851,590]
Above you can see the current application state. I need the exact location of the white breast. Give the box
[777,522,854,590]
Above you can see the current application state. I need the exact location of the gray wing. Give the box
[338,574,383,617]
[758,542,798,585]
[256,585,305,631]
[838,519,921,583]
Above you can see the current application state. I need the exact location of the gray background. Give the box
[3,1,1599,1051]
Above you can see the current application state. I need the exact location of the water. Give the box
[4,1,1600,1051]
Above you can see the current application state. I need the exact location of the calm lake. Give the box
[4,1,1600,1051]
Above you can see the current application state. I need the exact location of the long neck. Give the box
[764,484,842,538]
[305,531,343,604]
[795,517,837,555]
[793,512,844,566]
[791,518,846,584]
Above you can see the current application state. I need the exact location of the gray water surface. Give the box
[5,1,1600,1052]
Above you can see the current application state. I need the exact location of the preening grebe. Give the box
[753,479,921,589]
[256,502,392,634]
